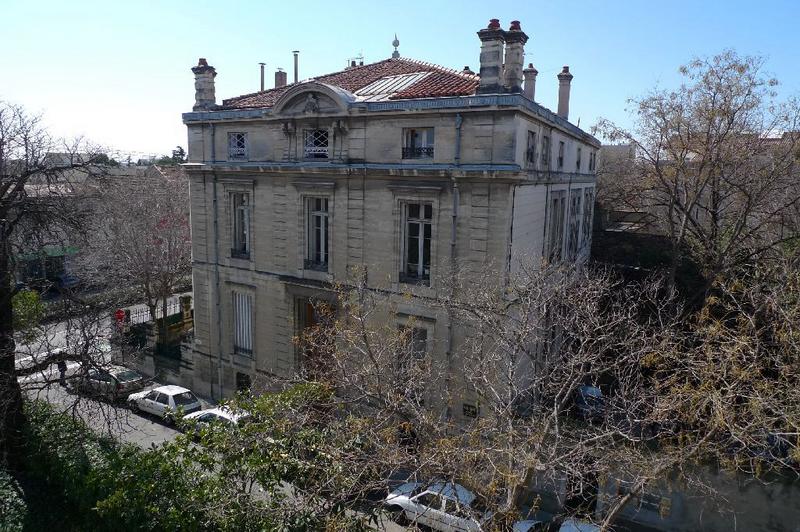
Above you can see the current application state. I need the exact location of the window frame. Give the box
[567,189,582,260]
[541,135,551,169]
[576,147,582,173]
[557,141,565,170]
[230,192,251,259]
[303,128,330,159]
[400,202,434,284]
[304,196,330,271]
[402,128,435,160]
[232,290,254,358]
[526,130,537,167]
[581,187,594,248]
[227,132,248,161]
[547,190,567,263]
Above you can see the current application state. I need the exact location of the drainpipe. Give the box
[210,123,223,400]
[445,113,463,423]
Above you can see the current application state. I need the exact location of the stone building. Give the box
[182,19,600,418]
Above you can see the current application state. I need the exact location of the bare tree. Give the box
[0,101,108,466]
[92,165,191,340]
[595,51,800,299]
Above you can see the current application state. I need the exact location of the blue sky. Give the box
[2,0,798,156]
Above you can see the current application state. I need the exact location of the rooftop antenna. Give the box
[392,34,400,59]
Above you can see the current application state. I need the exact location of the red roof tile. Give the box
[221,58,479,110]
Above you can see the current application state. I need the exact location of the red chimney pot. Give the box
[488,18,500,29]
[509,20,521,31]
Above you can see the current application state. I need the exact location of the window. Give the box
[415,492,443,510]
[402,128,435,159]
[236,372,251,392]
[463,403,479,418]
[548,190,567,262]
[541,135,551,169]
[303,129,329,159]
[582,188,594,247]
[399,326,428,360]
[557,141,565,170]
[305,197,329,271]
[231,193,250,258]
[228,132,247,160]
[401,203,432,283]
[526,131,537,167]
[155,393,169,405]
[588,151,596,172]
[232,291,253,357]
[576,147,582,172]
[567,189,582,260]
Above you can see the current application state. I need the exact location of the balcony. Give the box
[402,146,434,159]
[303,146,329,159]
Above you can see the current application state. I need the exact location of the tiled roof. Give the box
[221,58,480,110]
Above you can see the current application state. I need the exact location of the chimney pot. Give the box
[502,20,528,93]
[523,63,538,101]
[557,65,574,120]
[191,58,217,111]
[275,68,287,88]
[292,51,299,84]
[477,19,506,94]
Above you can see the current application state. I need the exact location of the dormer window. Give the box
[303,129,329,159]
[228,132,248,160]
[402,128,434,159]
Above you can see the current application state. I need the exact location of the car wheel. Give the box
[129,400,139,413]
[387,507,408,526]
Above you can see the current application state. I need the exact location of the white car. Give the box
[127,385,202,421]
[384,481,490,531]
[513,518,600,532]
[183,406,251,429]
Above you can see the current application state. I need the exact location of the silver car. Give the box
[75,365,145,401]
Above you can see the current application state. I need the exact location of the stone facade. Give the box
[182,21,600,420]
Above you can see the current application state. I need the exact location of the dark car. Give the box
[76,365,145,401]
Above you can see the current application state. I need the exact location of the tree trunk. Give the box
[0,230,27,469]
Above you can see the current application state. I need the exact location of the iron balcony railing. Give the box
[402,146,434,159]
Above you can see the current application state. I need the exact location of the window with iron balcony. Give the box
[228,132,248,160]
[402,128,435,159]
[303,129,329,159]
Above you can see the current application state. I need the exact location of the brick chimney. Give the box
[557,66,573,120]
[275,68,287,88]
[523,63,538,101]
[476,19,506,94]
[191,58,217,111]
[503,20,528,93]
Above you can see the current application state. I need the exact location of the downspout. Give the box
[210,122,223,400]
[445,113,462,423]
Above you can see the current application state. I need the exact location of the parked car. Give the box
[74,365,145,401]
[127,385,202,421]
[383,481,490,531]
[182,406,251,435]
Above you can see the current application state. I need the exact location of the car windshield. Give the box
[173,391,199,406]
[114,370,141,382]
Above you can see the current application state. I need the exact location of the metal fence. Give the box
[128,301,182,325]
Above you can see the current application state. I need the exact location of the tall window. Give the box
[526,131,537,167]
[232,291,253,357]
[576,147,582,172]
[399,326,428,359]
[305,197,329,271]
[582,188,594,247]
[402,128,435,159]
[557,141,565,170]
[567,189,582,260]
[231,193,250,258]
[588,151,596,172]
[228,132,248,160]
[541,135,551,169]
[402,203,432,283]
[548,191,566,262]
[303,129,329,159]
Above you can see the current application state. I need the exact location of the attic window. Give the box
[228,132,247,160]
[303,129,329,159]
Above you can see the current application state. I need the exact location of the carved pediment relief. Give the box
[272,82,354,117]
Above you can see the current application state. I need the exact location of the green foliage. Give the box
[12,289,43,342]
[0,471,26,532]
